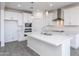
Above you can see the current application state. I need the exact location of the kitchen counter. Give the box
[27,32,73,56]
[27,32,72,46]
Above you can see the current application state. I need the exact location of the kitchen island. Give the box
[27,32,72,56]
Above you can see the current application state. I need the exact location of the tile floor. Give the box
[0,41,39,56]
[0,40,79,56]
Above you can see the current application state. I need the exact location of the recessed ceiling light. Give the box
[49,4,53,7]
[17,4,21,7]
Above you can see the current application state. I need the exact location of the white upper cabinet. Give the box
[64,6,79,25]
[4,11,18,20]
[5,11,11,20]
[64,9,71,25]
[23,13,32,23]
[17,13,23,25]
[4,11,32,25]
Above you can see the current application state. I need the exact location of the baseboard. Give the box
[0,41,1,47]
[71,46,79,49]
[5,40,18,43]
[18,39,27,42]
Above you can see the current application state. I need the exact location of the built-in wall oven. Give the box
[24,23,32,37]
[25,23,32,27]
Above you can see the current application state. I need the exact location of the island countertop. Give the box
[27,32,73,46]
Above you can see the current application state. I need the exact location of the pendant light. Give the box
[30,2,34,19]
[46,11,48,16]
[45,10,48,16]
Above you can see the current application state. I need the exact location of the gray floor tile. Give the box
[1,41,79,56]
[0,41,39,56]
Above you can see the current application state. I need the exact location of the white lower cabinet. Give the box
[70,34,79,49]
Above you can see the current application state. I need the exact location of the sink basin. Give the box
[41,32,52,36]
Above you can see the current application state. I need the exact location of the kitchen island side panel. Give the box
[27,37,70,56]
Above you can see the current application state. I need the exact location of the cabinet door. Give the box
[23,13,32,23]
[28,14,32,23]
[64,6,79,25]
[23,13,28,23]
[5,11,18,20]
[5,11,12,20]
[11,12,18,20]
[17,13,23,25]
[70,7,79,25]
[64,9,71,25]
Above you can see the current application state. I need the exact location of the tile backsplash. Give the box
[45,25,79,33]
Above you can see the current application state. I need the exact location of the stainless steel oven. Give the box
[24,23,32,37]
[25,23,32,27]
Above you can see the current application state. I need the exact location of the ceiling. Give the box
[5,2,76,12]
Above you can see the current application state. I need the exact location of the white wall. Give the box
[0,2,5,47]
[32,17,44,33]
[32,11,59,33]
[0,9,5,46]
[32,11,49,33]
[45,13,54,25]
[0,10,1,42]
[0,2,1,42]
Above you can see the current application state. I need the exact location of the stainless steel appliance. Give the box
[24,23,32,37]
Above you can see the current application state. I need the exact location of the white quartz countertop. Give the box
[27,32,73,46]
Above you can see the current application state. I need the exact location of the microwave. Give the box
[25,23,32,27]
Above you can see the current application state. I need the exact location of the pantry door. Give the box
[4,20,18,42]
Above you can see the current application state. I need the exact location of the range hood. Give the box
[53,9,64,21]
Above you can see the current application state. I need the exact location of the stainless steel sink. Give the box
[41,32,52,36]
